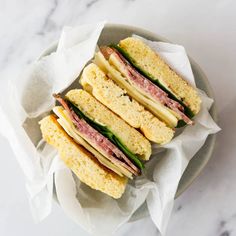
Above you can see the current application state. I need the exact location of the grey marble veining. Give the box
[0,0,236,235]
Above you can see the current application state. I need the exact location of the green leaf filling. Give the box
[67,100,144,170]
[110,44,194,121]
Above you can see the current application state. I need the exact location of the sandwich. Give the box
[39,36,202,199]
[40,115,127,199]
[80,63,174,144]
[40,89,151,198]
[94,37,201,128]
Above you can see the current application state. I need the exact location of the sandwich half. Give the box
[95,37,201,128]
[40,115,127,199]
[80,63,174,144]
[40,89,151,198]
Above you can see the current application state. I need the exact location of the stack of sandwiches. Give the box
[40,37,201,199]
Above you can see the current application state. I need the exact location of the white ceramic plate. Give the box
[40,23,218,220]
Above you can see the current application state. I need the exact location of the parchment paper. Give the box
[0,22,220,235]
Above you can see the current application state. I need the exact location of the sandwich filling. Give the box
[53,94,143,176]
[100,46,193,126]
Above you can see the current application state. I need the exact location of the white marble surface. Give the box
[0,0,235,235]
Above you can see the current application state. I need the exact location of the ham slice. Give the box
[100,47,193,125]
[53,94,140,176]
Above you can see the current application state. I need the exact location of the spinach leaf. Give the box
[110,44,194,120]
[67,100,144,170]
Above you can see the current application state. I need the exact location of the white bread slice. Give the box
[119,37,201,115]
[80,63,174,144]
[53,106,132,179]
[94,51,178,128]
[65,89,151,160]
[39,115,127,199]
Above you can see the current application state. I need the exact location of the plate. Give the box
[40,23,217,219]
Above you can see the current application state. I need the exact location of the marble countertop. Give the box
[0,0,236,235]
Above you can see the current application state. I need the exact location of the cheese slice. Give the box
[53,106,132,179]
[94,52,178,128]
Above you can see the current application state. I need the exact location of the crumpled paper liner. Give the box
[0,22,220,235]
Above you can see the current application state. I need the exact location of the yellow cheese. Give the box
[53,106,132,179]
[94,52,178,128]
